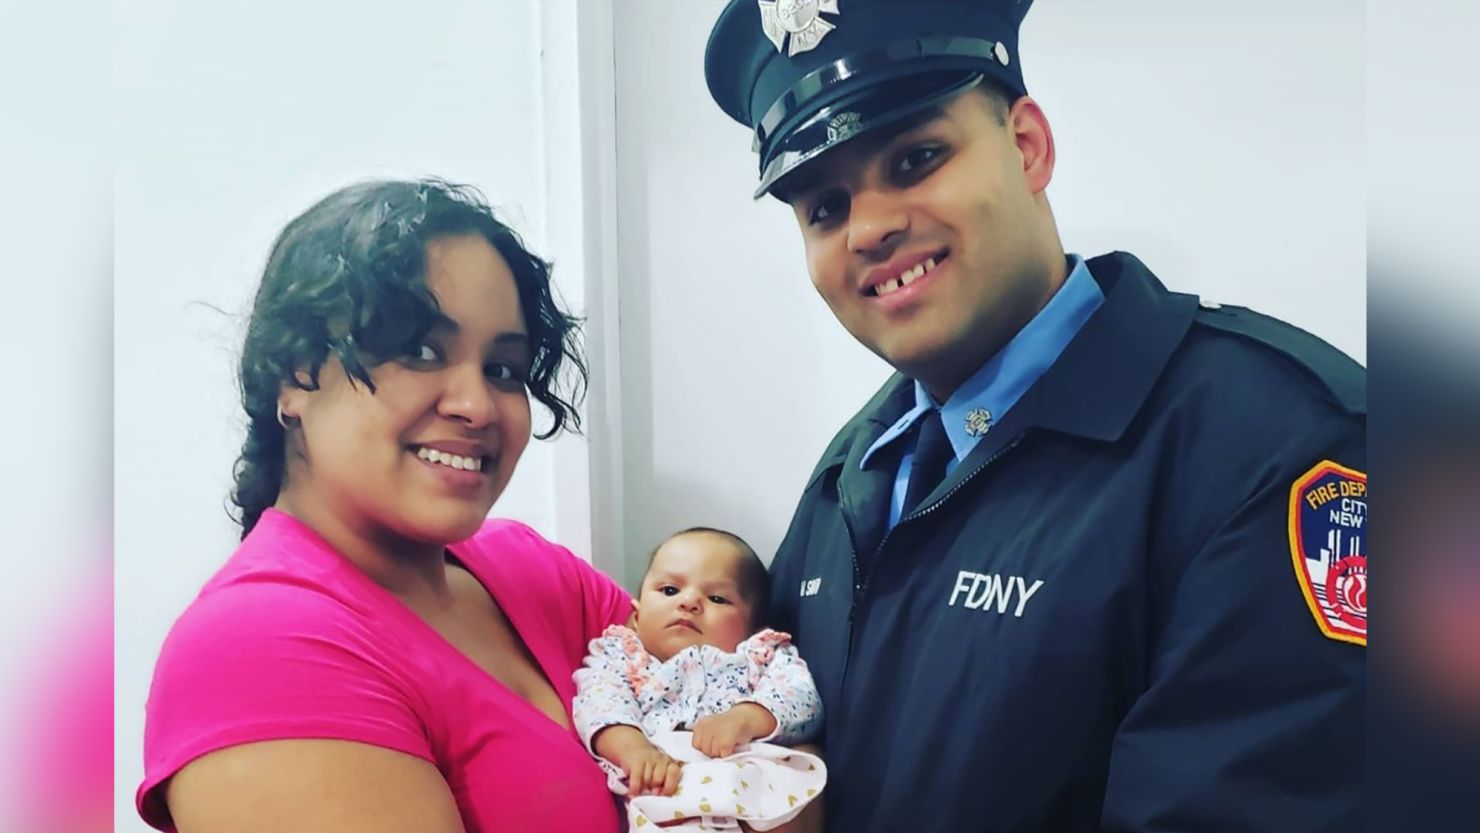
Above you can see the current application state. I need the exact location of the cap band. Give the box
[753,34,1006,154]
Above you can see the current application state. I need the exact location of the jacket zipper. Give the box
[835,433,1026,723]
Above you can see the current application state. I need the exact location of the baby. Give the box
[573,527,824,831]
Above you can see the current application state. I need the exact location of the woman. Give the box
[136,179,634,832]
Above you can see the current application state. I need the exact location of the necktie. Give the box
[902,408,953,517]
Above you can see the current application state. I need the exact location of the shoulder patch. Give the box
[1194,305,1366,415]
[1288,460,1367,646]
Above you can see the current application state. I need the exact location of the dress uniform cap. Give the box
[705,0,1035,198]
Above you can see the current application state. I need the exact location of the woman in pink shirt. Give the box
[137,179,634,833]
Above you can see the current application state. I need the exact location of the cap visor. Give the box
[755,71,985,200]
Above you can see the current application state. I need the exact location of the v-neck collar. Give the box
[258,509,580,739]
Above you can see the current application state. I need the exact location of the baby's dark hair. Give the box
[228,178,587,537]
[648,527,770,628]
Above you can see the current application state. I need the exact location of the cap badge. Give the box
[964,408,993,438]
[826,110,862,143]
[993,41,1011,66]
[759,0,840,57]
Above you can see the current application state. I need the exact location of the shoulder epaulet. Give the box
[1192,302,1366,415]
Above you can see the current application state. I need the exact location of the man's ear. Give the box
[1009,95,1056,196]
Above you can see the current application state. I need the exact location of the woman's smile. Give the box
[411,443,494,492]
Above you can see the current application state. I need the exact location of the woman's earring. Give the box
[276,403,298,430]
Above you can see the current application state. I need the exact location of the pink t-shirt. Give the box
[137,508,632,833]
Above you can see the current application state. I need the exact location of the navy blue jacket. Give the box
[769,252,1366,833]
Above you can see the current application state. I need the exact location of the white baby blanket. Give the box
[616,731,826,832]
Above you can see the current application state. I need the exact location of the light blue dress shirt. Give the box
[860,255,1105,529]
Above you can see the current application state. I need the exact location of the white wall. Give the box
[114,2,575,828]
[609,0,1366,586]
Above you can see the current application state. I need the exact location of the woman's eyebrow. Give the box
[428,317,528,347]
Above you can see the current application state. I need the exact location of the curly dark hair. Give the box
[230,178,586,537]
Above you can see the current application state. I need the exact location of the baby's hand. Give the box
[594,725,683,796]
[691,703,778,758]
[622,743,684,796]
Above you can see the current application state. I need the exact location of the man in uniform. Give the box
[703,1,1366,830]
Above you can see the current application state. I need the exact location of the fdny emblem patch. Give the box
[1288,460,1367,646]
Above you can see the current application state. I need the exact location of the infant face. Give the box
[635,533,756,662]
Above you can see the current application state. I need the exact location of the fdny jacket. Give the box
[769,252,1366,833]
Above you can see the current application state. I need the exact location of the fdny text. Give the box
[947,571,1046,618]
